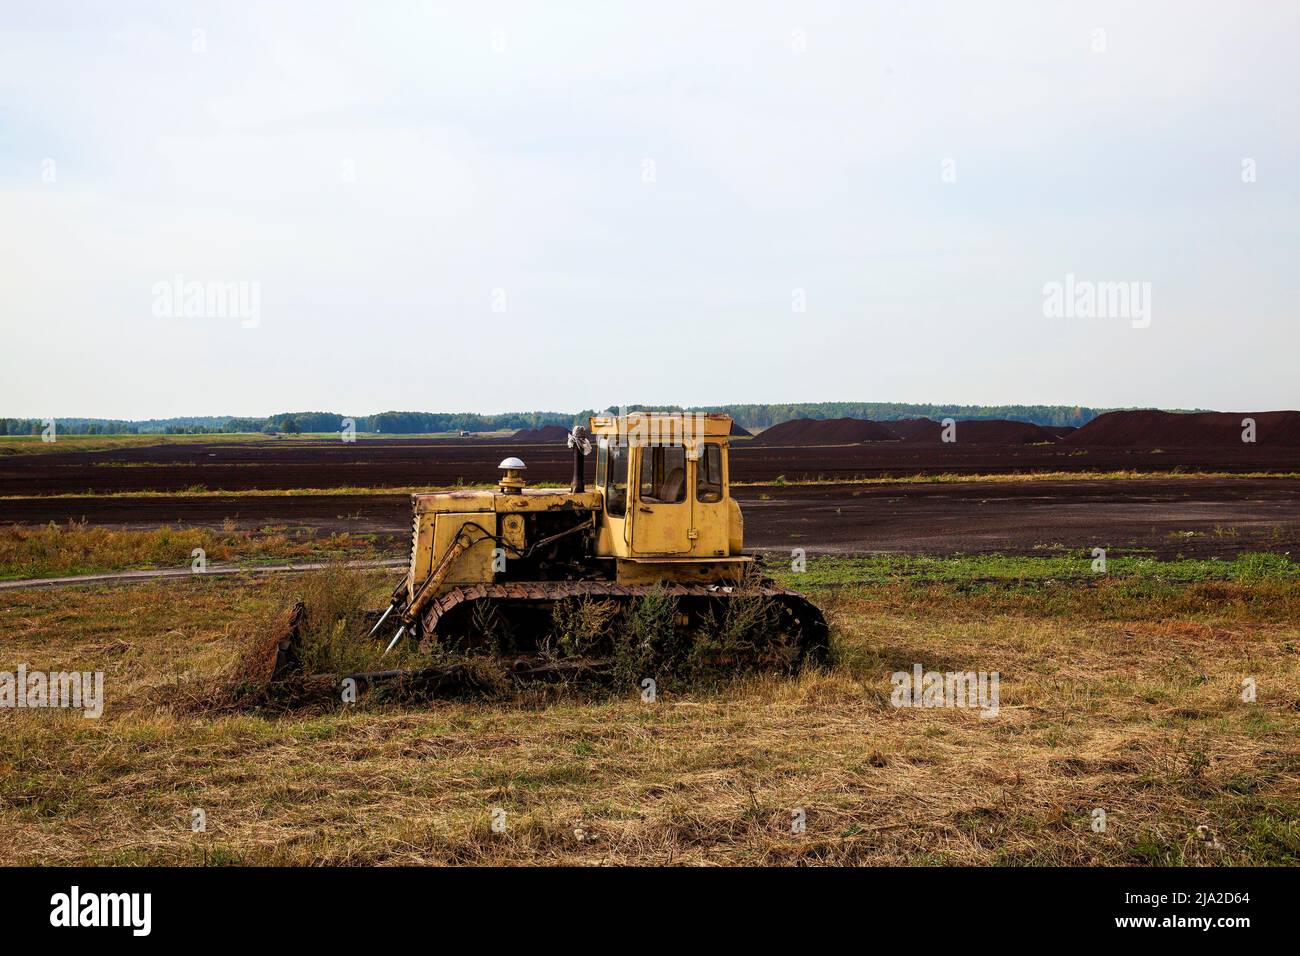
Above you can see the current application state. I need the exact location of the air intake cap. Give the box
[498,457,527,493]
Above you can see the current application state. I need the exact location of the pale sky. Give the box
[2,1,1297,419]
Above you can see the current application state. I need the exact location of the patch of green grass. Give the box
[769,552,1300,589]
[733,470,1300,488]
[1239,811,1300,864]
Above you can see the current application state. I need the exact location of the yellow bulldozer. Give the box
[365,411,827,671]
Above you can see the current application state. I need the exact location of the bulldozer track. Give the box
[420,580,829,662]
[424,580,813,624]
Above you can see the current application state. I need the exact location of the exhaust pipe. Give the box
[568,425,592,493]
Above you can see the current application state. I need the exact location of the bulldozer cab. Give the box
[589,412,736,560]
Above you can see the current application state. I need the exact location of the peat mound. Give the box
[1065,409,1300,447]
[751,417,898,445]
[883,418,939,440]
[511,424,571,443]
[902,419,1058,444]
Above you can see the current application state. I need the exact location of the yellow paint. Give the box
[433,512,497,585]
[500,513,526,551]
[615,556,751,585]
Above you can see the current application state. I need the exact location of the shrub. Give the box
[610,588,682,688]
[548,597,620,658]
[690,587,795,681]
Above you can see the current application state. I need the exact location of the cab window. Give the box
[696,443,723,502]
[605,440,628,516]
[639,445,687,503]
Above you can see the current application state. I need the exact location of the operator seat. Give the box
[660,467,686,503]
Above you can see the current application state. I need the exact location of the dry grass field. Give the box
[0,521,386,580]
[3,558,1297,866]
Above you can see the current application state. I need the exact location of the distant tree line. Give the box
[3,404,1207,437]
[362,411,573,434]
[219,410,577,435]
[688,403,1113,428]
[0,411,577,436]
[0,416,228,436]
[590,403,1124,428]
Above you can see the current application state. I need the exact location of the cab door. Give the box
[689,441,730,556]
[595,437,630,557]
[630,443,691,554]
